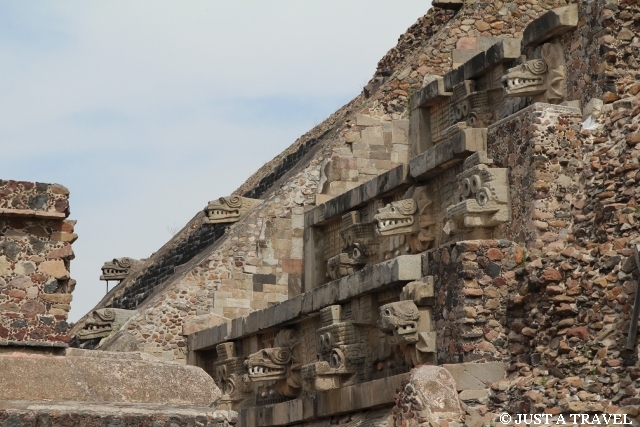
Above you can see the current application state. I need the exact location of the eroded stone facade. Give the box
[0,181,76,345]
[42,0,640,425]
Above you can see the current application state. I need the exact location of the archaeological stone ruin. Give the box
[2,1,640,426]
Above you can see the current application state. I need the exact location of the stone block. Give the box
[0,349,221,406]
[305,164,412,228]
[182,313,226,336]
[38,260,70,280]
[523,4,578,47]
[459,389,489,403]
[391,120,410,145]
[190,256,421,350]
[452,49,482,67]
[355,114,380,126]
[410,128,487,181]
[411,76,451,109]
[361,126,384,146]
[0,402,237,427]
[431,0,463,9]
[453,39,521,89]
[405,366,462,414]
[456,37,477,50]
[443,362,506,390]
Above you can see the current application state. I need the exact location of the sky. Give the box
[0,1,432,322]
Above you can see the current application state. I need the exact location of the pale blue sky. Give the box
[0,1,432,321]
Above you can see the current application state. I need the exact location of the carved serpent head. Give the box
[377,301,421,344]
[246,329,299,382]
[374,199,418,236]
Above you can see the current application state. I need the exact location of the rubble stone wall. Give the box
[427,240,524,365]
[0,180,76,346]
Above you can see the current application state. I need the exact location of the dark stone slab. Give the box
[432,0,464,10]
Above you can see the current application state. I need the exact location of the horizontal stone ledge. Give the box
[238,373,406,427]
[523,4,578,47]
[0,339,68,348]
[445,38,521,91]
[0,349,220,406]
[410,128,487,181]
[0,208,67,219]
[0,401,237,425]
[189,255,423,351]
[305,164,412,227]
[411,76,451,110]
[432,0,464,10]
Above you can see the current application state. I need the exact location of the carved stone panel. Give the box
[245,328,301,398]
[374,186,437,257]
[302,305,367,391]
[444,151,510,237]
[326,211,376,281]
[205,196,263,224]
[214,342,253,408]
[376,284,436,368]
[76,308,136,341]
[503,41,567,105]
[100,258,142,282]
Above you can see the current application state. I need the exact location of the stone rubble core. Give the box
[0,180,76,346]
[2,0,639,425]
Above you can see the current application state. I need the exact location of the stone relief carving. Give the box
[99,257,142,282]
[430,76,507,145]
[374,199,418,236]
[214,342,253,408]
[77,308,136,341]
[205,196,263,224]
[376,300,435,367]
[326,212,375,280]
[374,186,437,254]
[246,329,301,398]
[392,366,463,427]
[377,301,421,344]
[503,41,566,105]
[302,305,365,391]
[444,151,510,236]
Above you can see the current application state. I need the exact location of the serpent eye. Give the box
[391,207,396,213]
[384,309,391,316]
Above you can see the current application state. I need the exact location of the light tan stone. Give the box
[38,260,70,279]
[0,256,9,275]
[0,349,221,406]
[51,232,78,243]
[183,313,226,336]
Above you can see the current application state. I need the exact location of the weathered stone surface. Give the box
[410,128,487,181]
[523,4,578,47]
[393,366,463,427]
[183,313,226,336]
[443,362,506,390]
[238,374,404,426]
[191,255,422,350]
[411,76,451,110]
[0,349,221,406]
[0,401,237,426]
[305,164,412,227]
[38,260,69,280]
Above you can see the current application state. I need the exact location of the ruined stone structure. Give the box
[0,181,75,346]
[4,0,640,425]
